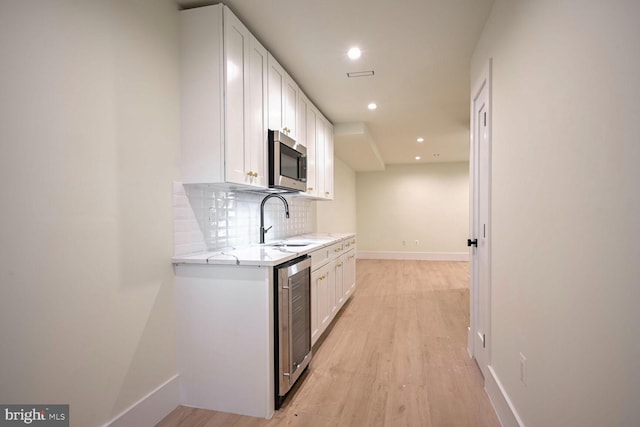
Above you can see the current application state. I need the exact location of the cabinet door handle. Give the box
[337,263,343,267]
[307,187,314,191]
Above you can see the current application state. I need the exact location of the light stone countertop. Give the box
[172,233,355,267]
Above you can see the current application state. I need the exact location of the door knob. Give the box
[467,239,478,247]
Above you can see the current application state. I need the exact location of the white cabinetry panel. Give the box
[175,264,274,418]
[180,5,267,188]
[268,54,298,139]
[310,236,356,345]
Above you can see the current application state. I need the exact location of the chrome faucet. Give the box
[260,194,290,244]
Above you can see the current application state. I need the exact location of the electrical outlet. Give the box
[414,240,419,246]
[520,353,527,386]
[402,240,406,246]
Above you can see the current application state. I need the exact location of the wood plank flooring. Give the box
[157,260,500,427]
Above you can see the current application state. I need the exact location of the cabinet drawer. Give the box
[310,247,330,270]
[310,237,356,270]
[343,237,356,251]
[329,242,344,258]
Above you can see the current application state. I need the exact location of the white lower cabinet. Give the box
[174,235,355,418]
[310,236,356,345]
[175,264,274,418]
[311,263,330,344]
[333,256,344,313]
[344,249,356,298]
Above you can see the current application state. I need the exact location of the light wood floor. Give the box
[157,260,500,427]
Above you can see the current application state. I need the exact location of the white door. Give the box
[469,60,492,380]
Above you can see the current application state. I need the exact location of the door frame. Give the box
[468,59,492,376]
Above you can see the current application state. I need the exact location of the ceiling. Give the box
[177,0,494,170]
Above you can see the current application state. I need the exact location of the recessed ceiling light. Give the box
[415,156,421,160]
[347,47,361,60]
[417,137,424,143]
[367,103,377,110]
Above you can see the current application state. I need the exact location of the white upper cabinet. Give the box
[268,54,298,139]
[323,120,334,200]
[179,4,267,188]
[312,114,334,200]
[180,4,332,197]
[303,99,318,197]
[245,33,269,187]
[297,91,308,149]
[297,104,334,201]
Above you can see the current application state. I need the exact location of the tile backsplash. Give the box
[173,182,315,256]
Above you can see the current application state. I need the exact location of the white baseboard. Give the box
[104,374,179,427]
[357,251,468,261]
[485,366,525,427]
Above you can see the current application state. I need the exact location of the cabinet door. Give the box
[316,118,334,200]
[268,54,285,134]
[315,115,326,197]
[267,54,297,139]
[283,77,298,139]
[246,36,268,187]
[323,122,334,200]
[223,6,250,185]
[334,256,345,311]
[344,248,356,298]
[312,265,330,345]
[305,104,318,196]
[327,260,337,319]
[320,266,331,331]
[297,92,308,150]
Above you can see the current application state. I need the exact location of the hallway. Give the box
[158,260,500,426]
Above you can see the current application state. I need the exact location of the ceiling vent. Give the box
[347,70,374,78]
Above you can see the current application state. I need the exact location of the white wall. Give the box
[356,162,469,259]
[0,1,180,426]
[315,157,357,233]
[472,1,640,426]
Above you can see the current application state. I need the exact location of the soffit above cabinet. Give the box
[333,122,385,172]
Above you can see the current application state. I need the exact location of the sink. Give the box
[267,240,314,247]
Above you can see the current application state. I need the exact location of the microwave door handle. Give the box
[300,155,307,182]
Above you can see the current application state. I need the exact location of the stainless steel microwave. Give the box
[268,130,307,192]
